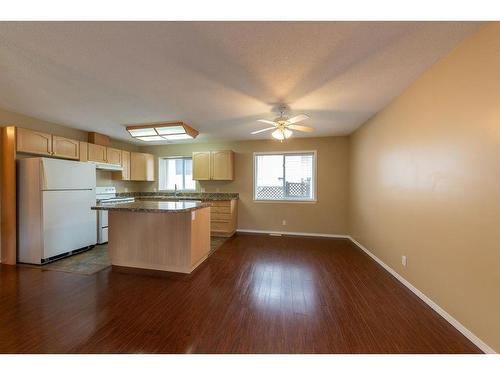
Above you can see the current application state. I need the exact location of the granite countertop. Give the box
[116,191,239,201]
[91,200,210,213]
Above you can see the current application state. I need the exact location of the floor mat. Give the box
[41,245,111,275]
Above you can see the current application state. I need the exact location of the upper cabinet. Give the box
[192,152,211,180]
[79,141,88,162]
[211,150,234,180]
[112,150,131,181]
[87,143,107,163]
[15,127,153,181]
[193,150,234,181]
[52,136,79,160]
[130,152,155,181]
[106,147,122,165]
[16,128,52,156]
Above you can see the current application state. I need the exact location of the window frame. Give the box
[253,150,317,203]
[158,156,196,192]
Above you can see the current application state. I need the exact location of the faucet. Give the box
[174,184,178,198]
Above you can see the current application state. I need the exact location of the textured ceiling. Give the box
[0,21,481,143]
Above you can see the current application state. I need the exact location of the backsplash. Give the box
[116,191,239,201]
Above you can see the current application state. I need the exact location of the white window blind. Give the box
[158,157,195,191]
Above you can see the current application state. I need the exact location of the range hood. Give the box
[88,161,123,171]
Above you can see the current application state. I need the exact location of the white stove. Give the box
[96,187,134,244]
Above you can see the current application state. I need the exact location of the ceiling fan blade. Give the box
[251,127,275,135]
[288,124,315,133]
[257,119,276,125]
[287,114,309,124]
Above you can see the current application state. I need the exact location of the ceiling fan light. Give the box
[283,129,293,139]
[272,129,285,140]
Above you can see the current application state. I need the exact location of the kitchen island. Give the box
[92,200,211,274]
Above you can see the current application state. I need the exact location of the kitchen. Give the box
[10,125,239,274]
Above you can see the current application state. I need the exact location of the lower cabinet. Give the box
[208,199,238,237]
[130,152,155,181]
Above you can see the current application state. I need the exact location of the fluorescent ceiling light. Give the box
[128,128,157,137]
[126,121,198,142]
[156,125,185,135]
[163,133,193,140]
[136,136,165,141]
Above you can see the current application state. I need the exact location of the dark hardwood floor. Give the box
[0,234,481,353]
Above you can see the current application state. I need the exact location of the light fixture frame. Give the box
[126,121,199,142]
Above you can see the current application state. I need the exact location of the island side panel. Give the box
[190,206,211,271]
[108,210,192,273]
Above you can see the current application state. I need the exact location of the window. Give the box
[254,151,316,201]
[158,157,195,191]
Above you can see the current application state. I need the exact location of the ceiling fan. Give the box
[251,105,314,141]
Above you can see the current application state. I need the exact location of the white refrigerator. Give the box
[18,157,97,264]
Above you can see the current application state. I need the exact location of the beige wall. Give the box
[141,136,350,235]
[349,23,500,352]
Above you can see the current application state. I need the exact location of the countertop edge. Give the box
[91,204,211,213]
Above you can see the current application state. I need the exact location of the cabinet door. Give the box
[79,142,88,162]
[130,152,155,181]
[144,153,155,181]
[106,147,122,165]
[88,143,107,163]
[211,150,234,180]
[16,127,52,156]
[52,136,80,160]
[112,150,130,181]
[192,151,211,180]
[121,150,130,180]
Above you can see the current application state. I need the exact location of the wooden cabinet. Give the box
[193,152,211,180]
[16,128,52,156]
[193,150,234,181]
[211,150,234,180]
[208,199,238,237]
[113,150,130,181]
[52,136,79,160]
[130,152,155,181]
[106,147,122,165]
[88,143,107,163]
[79,142,88,162]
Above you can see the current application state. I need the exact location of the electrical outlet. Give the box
[282,219,287,226]
[401,255,407,267]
